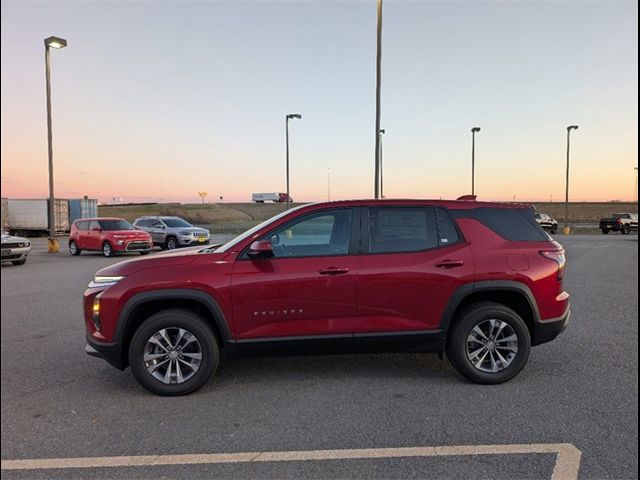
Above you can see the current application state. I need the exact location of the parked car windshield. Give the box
[100,220,135,231]
[162,218,192,228]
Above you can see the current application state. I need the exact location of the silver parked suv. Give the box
[133,216,211,250]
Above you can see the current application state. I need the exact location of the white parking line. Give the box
[1,443,581,480]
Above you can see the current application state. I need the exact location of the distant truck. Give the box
[7,199,69,235]
[599,213,638,235]
[251,192,292,203]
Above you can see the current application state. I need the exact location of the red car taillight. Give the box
[540,249,566,279]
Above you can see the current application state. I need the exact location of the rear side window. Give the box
[453,207,549,241]
[368,207,458,254]
[135,219,151,227]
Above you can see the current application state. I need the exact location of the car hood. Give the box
[95,244,223,277]
[1,234,29,244]
[176,227,209,234]
[108,230,151,238]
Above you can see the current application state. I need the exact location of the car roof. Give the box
[295,199,534,211]
[75,217,125,222]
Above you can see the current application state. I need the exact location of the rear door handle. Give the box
[319,267,350,275]
[435,259,464,269]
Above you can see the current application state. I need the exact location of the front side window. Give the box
[163,218,192,228]
[368,207,439,254]
[264,209,353,258]
[100,220,134,231]
[76,221,89,230]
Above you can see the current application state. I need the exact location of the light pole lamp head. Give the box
[471,127,481,133]
[44,36,67,49]
[567,125,579,132]
[287,113,302,120]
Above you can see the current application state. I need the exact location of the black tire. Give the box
[11,258,27,266]
[446,302,531,384]
[622,225,631,235]
[128,309,219,396]
[69,240,81,256]
[102,241,115,257]
[602,229,610,235]
[165,236,179,250]
[550,225,557,234]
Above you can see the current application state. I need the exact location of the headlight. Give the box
[180,231,192,236]
[88,275,125,288]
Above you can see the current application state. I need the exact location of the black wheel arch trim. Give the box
[114,288,234,354]
[439,280,542,333]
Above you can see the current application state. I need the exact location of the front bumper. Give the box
[1,246,31,261]
[179,236,210,246]
[532,305,571,346]
[86,335,126,370]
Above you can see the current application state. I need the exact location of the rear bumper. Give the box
[533,305,570,346]
[86,335,126,370]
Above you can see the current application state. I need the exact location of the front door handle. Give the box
[435,259,464,269]
[319,267,350,275]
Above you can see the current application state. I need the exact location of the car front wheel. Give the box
[602,229,610,234]
[69,240,81,256]
[446,302,531,384]
[102,242,115,257]
[128,309,220,396]
[165,237,179,250]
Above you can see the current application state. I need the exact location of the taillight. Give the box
[540,250,566,279]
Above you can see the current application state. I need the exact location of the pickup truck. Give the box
[599,213,638,234]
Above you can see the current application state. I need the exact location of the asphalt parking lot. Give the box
[1,234,637,479]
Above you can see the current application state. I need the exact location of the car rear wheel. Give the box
[129,309,219,396]
[446,302,531,384]
[102,241,115,257]
[602,229,610,234]
[69,240,81,256]
[166,236,179,250]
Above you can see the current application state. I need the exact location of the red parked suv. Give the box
[84,200,570,395]
[69,218,152,257]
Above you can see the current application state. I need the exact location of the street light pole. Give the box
[374,0,383,199]
[379,129,385,198]
[44,36,67,253]
[471,127,481,196]
[564,125,579,234]
[285,113,302,209]
[327,168,331,201]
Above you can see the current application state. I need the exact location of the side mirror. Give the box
[248,240,273,258]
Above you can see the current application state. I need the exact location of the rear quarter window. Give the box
[453,207,550,241]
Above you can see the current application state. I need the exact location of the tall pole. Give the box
[327,168,331,201]
[45,44,56,249]
[43,36,67,252]
[374,0,383,199]
[379,129,385,198]
[634,167,638,202]
[471,127,481,196]
[285,116,290,209]
[564,125,579,233]
[285,113,301,209]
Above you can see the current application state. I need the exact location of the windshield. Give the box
[100,219,135,231]
[163,218,192,228]
[216,204,308,252]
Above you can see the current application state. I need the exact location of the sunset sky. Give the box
[1,0,637,204]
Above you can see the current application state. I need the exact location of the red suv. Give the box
[84,200,570,395]
[69,218,152,257]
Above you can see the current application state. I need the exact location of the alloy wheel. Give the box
[466,319,519,373]
[143,327,202,384]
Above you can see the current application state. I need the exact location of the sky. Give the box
[1,0,637,204]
